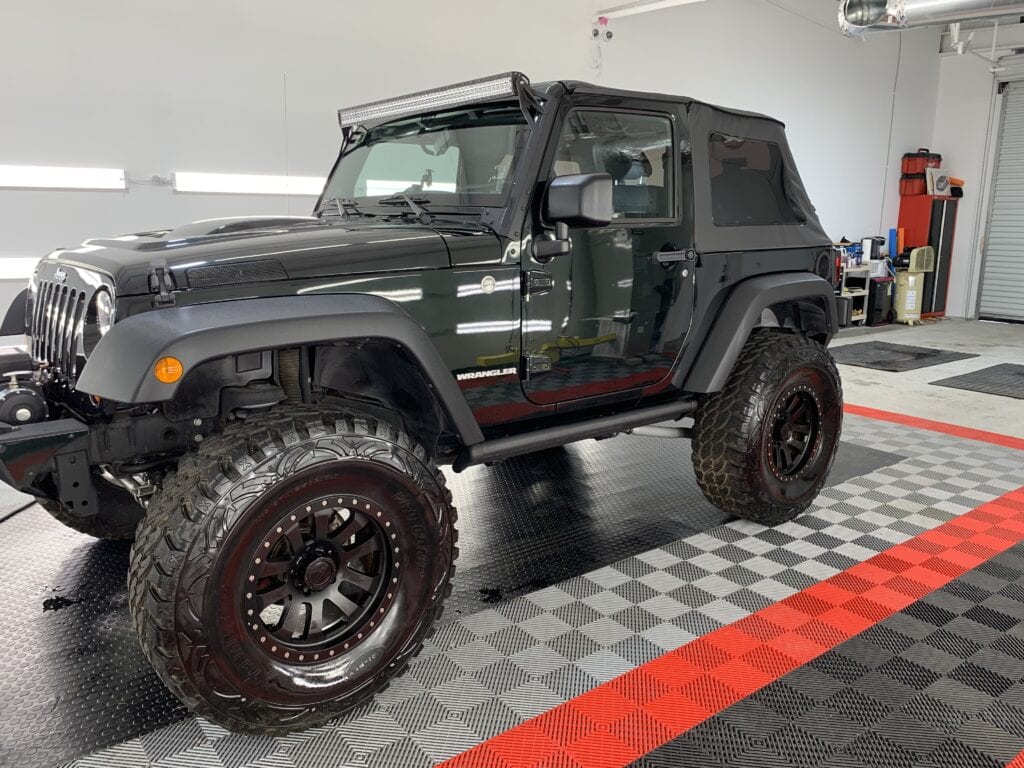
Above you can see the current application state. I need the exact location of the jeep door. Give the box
[521,98,695,406]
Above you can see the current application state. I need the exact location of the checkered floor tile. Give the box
[634,542,1024,768]
[64,413,1024,768]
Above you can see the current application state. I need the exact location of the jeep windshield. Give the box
[321,103,528,214]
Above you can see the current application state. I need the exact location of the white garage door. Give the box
[980,81,1024,320]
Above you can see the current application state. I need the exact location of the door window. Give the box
[551,111,674,221]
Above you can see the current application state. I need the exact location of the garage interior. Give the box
[4,1,1024,767]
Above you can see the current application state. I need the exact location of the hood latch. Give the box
[148,259,176,306]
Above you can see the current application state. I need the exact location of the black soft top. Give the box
[542,79,786,126]
[538,79,829,252]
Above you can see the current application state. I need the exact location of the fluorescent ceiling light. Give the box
[0,164,125,190]
[172,172,325,196]
[594,0,708,21]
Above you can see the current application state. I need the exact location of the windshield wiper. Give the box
[377,194,432,225]
[316,197,374,220]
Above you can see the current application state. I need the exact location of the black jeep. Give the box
[0,73,842,733]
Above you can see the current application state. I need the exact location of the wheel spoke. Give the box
[310,508,334,541]
[332,514,369,543]
[339,564,376,592]
[256,558,291,580]
[284,524,306,555]
[306,599,326,642]
[256,583,289,611]
[788,447,805,464]
[774,443,787,470]
[344,538,379,563]
[789,397,809,421]
[329,591,362,619]
[281,600,306,636]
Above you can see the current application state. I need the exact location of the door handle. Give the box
[656,249,697,264]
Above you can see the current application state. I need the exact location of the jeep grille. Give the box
[30,270,93,382]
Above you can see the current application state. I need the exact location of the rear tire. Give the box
[691,330,842,525]
[128,406,457,734]
[39,476,144,540]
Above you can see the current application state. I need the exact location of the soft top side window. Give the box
[551,110,674,221]
[708,133,804,227]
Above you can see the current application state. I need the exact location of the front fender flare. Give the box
[680,272,838,393]
[76,294,484,445]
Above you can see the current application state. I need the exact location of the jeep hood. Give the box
[45,216,472,296]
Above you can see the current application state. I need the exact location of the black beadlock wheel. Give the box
[691,330,843,525]
[39,475,145,540]
[128,406,457,734]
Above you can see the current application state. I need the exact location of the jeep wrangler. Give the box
[0,73,842,733]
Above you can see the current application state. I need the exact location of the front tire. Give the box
[128,406,457,733]
[691,330,842,525]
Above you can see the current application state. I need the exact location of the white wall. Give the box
[931,54,1000,318]
[0,0,604,262]
[595,0,941,240]
[1,0,941,318]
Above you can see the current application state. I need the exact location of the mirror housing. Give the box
[544,173,613,227]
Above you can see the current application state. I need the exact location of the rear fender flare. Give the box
[680,273,838,393]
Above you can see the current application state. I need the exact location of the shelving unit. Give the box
[841,264,871,325]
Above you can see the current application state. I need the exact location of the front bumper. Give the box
[0,418,88,494]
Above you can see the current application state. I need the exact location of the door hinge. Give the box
[524,270,554,296]
[524,353,553,377]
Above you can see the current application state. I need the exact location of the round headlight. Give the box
[94,289,114,336]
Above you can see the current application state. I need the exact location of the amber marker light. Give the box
[154,356,184,384]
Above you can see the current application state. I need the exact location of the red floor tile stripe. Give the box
[1008,749,1024,768]
[441,486,1024,768]
[844,403,1024,452]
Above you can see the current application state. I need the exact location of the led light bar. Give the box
[0,164,125,190]
[338,72,527,128]
[172,172,325,196]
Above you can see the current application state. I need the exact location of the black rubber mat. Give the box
[632,541,1024,768]
[932,363,1024,401]
[831,341,978,372]
[0,437,899,768]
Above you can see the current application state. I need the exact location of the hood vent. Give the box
[165,216,317,240]
[185,260,288,289]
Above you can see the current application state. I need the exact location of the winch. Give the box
[0,371,48,425]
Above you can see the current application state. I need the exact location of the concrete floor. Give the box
[834,318,1024,438]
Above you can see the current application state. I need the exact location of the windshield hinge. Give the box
[148,259,176,306]
[514,74,546,125]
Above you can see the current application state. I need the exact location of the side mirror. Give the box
[534,173,613,261]
[544,173,614,227]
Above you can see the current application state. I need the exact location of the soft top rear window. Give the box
[708,133,805,227]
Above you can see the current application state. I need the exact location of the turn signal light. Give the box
[154,356,184,384]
